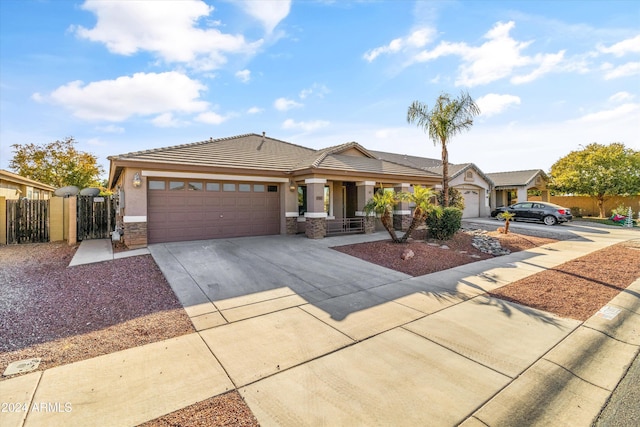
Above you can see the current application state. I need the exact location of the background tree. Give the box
[549,142,640,217]
[407,91,480,207]
[10,137,104,189]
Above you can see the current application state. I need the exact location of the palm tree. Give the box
[407,91,480,207]
[364,189,402,243]
[398,185,437,243]
[498,211,516,234]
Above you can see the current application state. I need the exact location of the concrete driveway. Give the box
[146,226,639,426]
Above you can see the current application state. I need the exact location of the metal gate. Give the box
[77,195,115,241]
[6,199,50,244]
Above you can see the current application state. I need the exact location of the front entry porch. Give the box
[286,179,413,239]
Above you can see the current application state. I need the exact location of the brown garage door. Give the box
[147,179,280,243]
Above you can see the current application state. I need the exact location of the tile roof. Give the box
[370,150,443,169]
[110,134,437,179]
[315,154,440,178]
[109,133,316,172]
[486,170,547,187]
[370,150,493,185]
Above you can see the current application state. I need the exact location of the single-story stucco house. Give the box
[108,133,443,248]
[107,133,550,248]
[371,151,494,219]
[0,169,55,200]
[485,170,550,207]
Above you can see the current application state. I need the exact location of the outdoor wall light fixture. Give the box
[132,172,142,188]
[289,179,296,192]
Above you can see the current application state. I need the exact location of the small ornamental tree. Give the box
[549,143,640,218]
[364,189,402,243]
[498,211,516,234]
[398,185,437,243]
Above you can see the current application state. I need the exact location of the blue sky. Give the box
[1,0,639,181]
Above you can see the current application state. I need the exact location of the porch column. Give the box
[304,178,327,239]
[393,183,411,231]
[517,187,528,203]
[356,181,376,234]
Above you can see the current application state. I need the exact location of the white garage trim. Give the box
[124,216,147,223]
[141,170,288,183]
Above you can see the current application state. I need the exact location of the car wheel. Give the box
[543,215,557,226]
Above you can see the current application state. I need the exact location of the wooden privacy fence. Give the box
[77,195,115,241]
[6,199,49,244]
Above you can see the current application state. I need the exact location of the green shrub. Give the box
[425,207,462,240]
[569,207,583,218]
[435,187,465,210]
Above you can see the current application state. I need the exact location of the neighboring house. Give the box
[107,133,440,248]
[0,169,55,200]
[485,170,550,208]
[371,151,493,218]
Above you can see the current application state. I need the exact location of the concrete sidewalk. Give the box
[68,239,150,266]
[2,225,638,426]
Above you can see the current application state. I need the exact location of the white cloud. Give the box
[609,92,635,103]
[476,94,521,117]
[602,61,640,80]
[407,21,565,87]
[274,97,303,111]
[195,111,228,125]
[236,0,291,34]
[570,103,640,123]
[282,119,330,131]
[364,28,435,62]
[511,50,565,84]
[235,69,251,83]
[247,106,263,114]
[299,83,330,99]
[42,72,209,121]
[597,35,640,57]
[74,0,263,71]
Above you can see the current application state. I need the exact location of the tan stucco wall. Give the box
[120,169,147,217]
[0,196,6,244]
[67,197,77,245]
[50,197,64,242]
[0,187,21,200]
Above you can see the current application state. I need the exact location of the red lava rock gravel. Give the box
[332,231,557,277]
[139,391,260,427]
[0,242,194,379]
[490,239,640,321]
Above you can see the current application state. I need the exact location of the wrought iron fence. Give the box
[326,217,365,236]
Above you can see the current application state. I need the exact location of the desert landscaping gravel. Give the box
[0,242,194,379]
[489,238,640,321]
[332,229,558,276]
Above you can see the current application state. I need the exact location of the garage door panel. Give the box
[461,189,480,218]
[148,180,281,243]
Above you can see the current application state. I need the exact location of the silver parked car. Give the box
[491,201,573,226]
